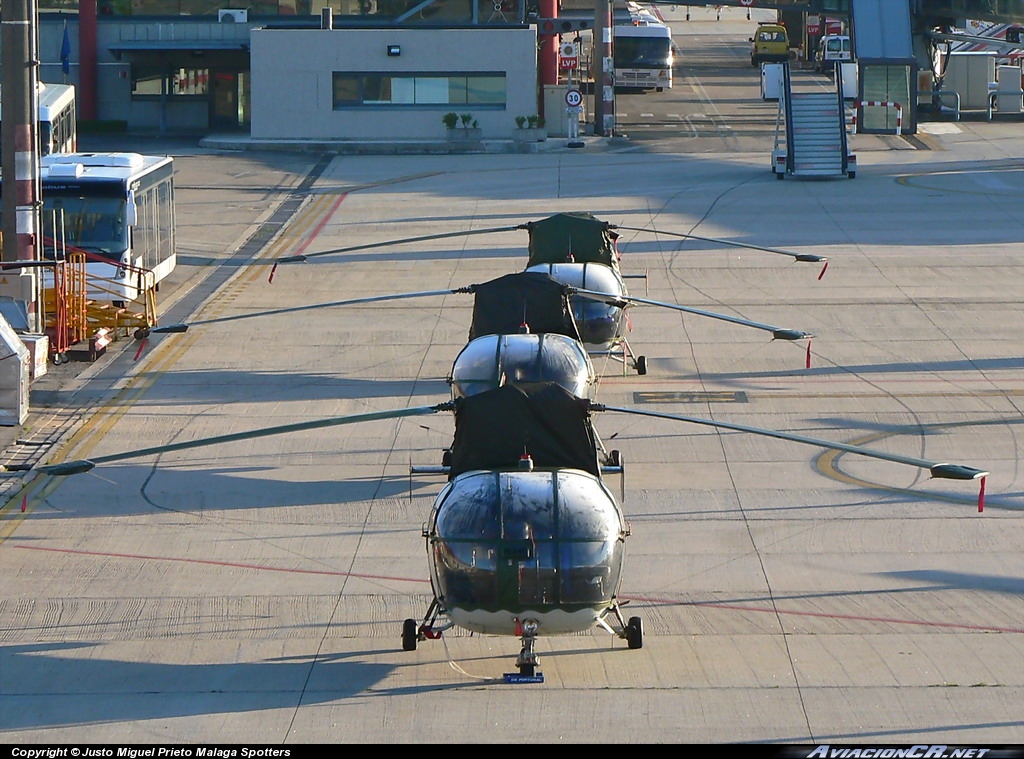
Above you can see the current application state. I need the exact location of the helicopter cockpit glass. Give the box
[572,300,621,346]
[449,334,595,399]
[449,336,502,398]
[430,472,501,605]
[552,472,625,604]
[526,262,627,347]
[429,469,625,614]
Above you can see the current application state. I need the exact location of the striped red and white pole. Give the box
[13,123,39,261]
[854,100,904,135]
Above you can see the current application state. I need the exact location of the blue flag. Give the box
[60,22,71,76]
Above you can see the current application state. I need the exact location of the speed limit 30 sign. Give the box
[565,88,583,107]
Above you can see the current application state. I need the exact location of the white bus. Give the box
[0,82,77,155]
[614,19,674,91]
[37,152,176,306]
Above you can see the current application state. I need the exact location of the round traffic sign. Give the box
[740,0,754,6]
[565,88,583,107]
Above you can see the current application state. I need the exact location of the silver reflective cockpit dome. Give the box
[449,332,596,399]
[427,468,627,631]
[525,262,627,347]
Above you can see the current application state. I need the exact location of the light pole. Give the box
[1,0,43,331]
[593,0,614,137]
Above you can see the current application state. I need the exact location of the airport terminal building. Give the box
[28,1,542,141]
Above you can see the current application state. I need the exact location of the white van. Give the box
[815,35,852,73]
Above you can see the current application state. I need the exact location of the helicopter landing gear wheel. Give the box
[516,642,539,677]
[635,355,647,375]
[402,618,418,651]
[515,622,540,677]
[607,449,621,467]
[626,616,643,649]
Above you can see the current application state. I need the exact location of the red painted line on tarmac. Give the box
[15,544,428,585]
[15,546,1019,633]
[625,594,1024,634]
[288,193,347,259]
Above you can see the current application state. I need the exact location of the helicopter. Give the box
[150,260,806,472]
[37,366,991,682]
[266,211,819,377]
[42,249,991,682]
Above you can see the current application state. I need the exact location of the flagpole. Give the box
[61,19,71,84]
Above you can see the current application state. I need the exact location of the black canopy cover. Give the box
[525,212,620,268]
[468,271,581,341]
[448,382,601,478]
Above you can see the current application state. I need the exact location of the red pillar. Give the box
[539,0,559,86]
[79,0,98,120]
[537,0,558,118]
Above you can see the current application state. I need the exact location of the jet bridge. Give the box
[848,0,919,134]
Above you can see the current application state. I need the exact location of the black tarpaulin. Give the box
[448,382,600,478]
[525,212,619,268]
[468,271,580,341]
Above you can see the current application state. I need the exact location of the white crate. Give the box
[20,334,49,382]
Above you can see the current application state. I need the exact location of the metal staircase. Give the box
[772,62,856,180]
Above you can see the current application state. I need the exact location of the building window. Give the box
[132,66,210,98]
[333,72,506,108]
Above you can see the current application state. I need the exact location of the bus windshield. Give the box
[42,196,130,261]
[614,36,672,67]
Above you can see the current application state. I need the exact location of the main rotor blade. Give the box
[572,288,812,341]
[594,405,989,481]
[611,225,827,263]
[151,289,464,333]
[278,224,525,263]
[38,404,450,476]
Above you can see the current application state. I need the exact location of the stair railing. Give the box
[836,62,850,175]
[781,61,795,175]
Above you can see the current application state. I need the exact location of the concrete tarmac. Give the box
[0,110,1022,744]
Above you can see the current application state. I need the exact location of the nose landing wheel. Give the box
[506,618,544,682]
[516,639,539,678]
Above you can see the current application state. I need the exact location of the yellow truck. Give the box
[750,22,790,66]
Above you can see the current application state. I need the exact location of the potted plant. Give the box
[514,114,546,142]
[446,111,482,141]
